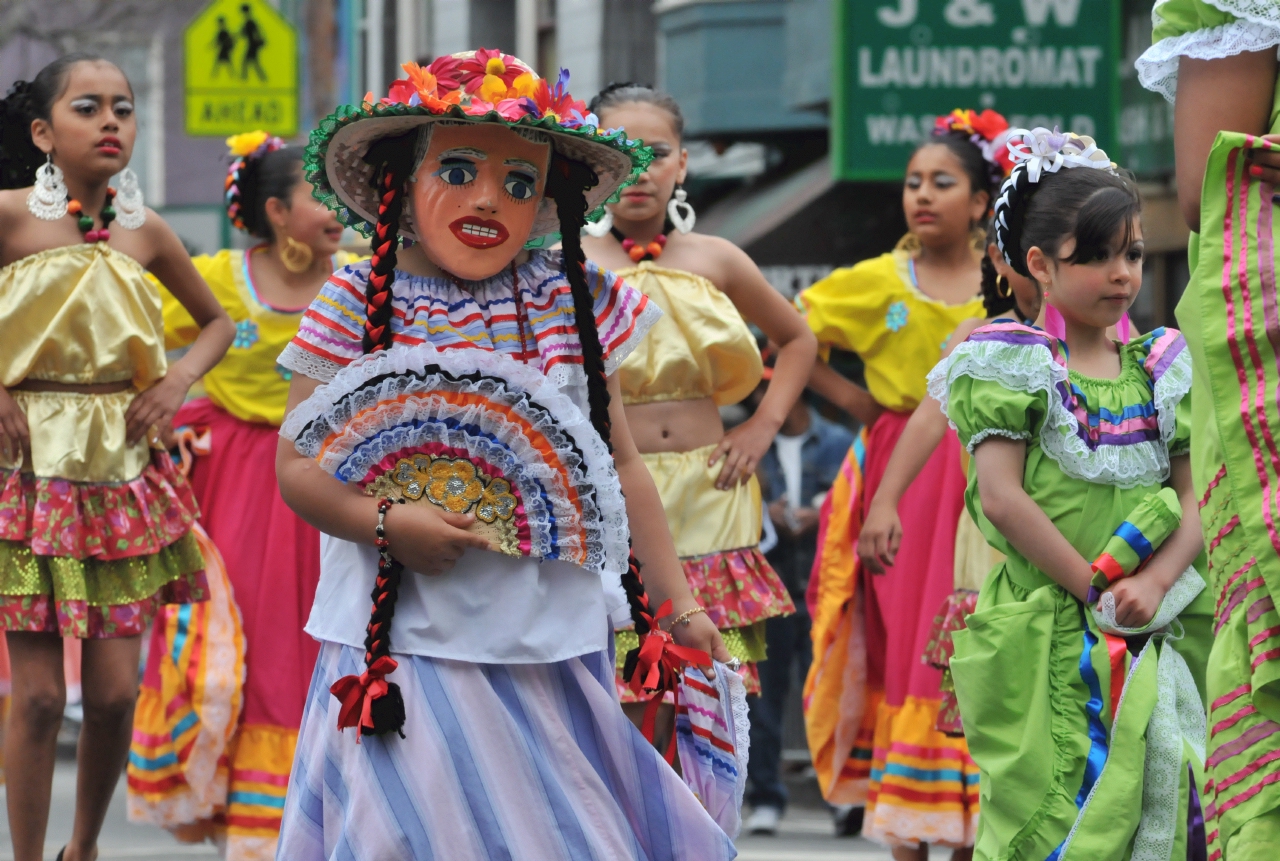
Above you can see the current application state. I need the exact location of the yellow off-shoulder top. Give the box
[616,262,762,407]
[797,250,983,413]
[0,243,167,482]
[161,247,362,427]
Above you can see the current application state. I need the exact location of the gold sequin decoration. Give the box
[370,454,522,559]
[0,532,205,604]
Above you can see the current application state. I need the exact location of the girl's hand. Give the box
[1103,574,1165,628]
[0,387,30,463]
[124,375,190,445]
[708,416,777,490]
[1247,134,1280,184]
[858,499,902,575]
[384,504,491,576]
[669,608,732,678]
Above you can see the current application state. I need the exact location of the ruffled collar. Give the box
[929,322,1191,489]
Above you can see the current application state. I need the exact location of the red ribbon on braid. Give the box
[626,599,710,763]
[330,654,399,740]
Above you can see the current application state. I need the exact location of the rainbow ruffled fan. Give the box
[281,343,631,583]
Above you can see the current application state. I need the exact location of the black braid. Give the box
[992,163,1035,277]
[546,152,615,448]
[349,133,417,737]
[361,133,416,353]
[544,150,656,672]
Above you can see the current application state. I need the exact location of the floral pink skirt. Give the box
[0,449,206,638]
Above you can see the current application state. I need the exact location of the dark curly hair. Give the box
[0,52,130,190]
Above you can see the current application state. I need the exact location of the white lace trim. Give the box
[1070,569,1207,861]
[1068,567,1207,861]
[278,342,343,383]
[676,662,751,839]
[929,339,1192,489]
[1136,17,1280,102]
[964,427,1032,453]
[604,298,663,376]
[281,343,630,589]
[1093,566,1205,635]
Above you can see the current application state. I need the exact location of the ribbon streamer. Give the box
[627,599,712,761]
[330,654,400,740]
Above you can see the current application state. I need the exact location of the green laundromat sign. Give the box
[834,0,1172,181]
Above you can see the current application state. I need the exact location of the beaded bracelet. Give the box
[375,497,405,562]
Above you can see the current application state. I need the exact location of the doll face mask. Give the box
[411,123,552,281]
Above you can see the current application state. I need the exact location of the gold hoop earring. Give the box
[997,276,1012,298]
[280,235,313,273]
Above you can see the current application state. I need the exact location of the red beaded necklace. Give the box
[67,187,116,243]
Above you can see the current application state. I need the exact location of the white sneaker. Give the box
[746,805,781,835]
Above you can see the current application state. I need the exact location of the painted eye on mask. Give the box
[504,171,537,201]
[434,159,477,186]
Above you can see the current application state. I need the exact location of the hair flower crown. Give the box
[224,130,286,231]
[1004,126,1116,183]
[934,108,1014,176]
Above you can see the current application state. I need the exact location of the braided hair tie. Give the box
[992,127,1117,270]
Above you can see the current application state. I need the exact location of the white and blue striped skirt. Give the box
[276,641,738,860]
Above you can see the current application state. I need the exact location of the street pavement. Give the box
[1,758,893,861]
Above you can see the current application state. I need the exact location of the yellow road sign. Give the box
[185,0,297,137]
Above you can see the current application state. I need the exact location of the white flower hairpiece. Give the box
[1005,127,1116,183]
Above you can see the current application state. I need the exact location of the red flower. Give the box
[384,78,417,105]
[969,109,1010,143]
[530,68,588,122]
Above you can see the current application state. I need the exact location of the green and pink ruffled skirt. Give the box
[0,451,206,638]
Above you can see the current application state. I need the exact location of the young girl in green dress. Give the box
[930,128,1214,860]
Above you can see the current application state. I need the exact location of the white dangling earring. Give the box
[114,168,147,230]
[27,155,67,221]
[667,185,696,234]
[583,208,613,238]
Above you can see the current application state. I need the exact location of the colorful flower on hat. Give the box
[425,55,465,91]
[386,62,463,112]
[458,47,523,96]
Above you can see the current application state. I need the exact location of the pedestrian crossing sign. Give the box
[184,0,298,137]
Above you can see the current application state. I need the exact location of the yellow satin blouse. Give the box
[797,250,983,413]
[0,243,167,482]
[616,262,762,407]
[161,248,362,426]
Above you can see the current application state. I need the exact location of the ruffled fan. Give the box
[281,344,630,581]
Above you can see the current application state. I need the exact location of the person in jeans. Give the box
[747,366,854,835]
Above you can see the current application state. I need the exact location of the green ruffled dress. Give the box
[929,322,1213,861]
[1138,2,1280,857]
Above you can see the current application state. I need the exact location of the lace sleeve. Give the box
[1136,0,1280,102]
[276,264,370,382]
[926,334,1047,453]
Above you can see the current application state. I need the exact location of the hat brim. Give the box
[305,102,652,243]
